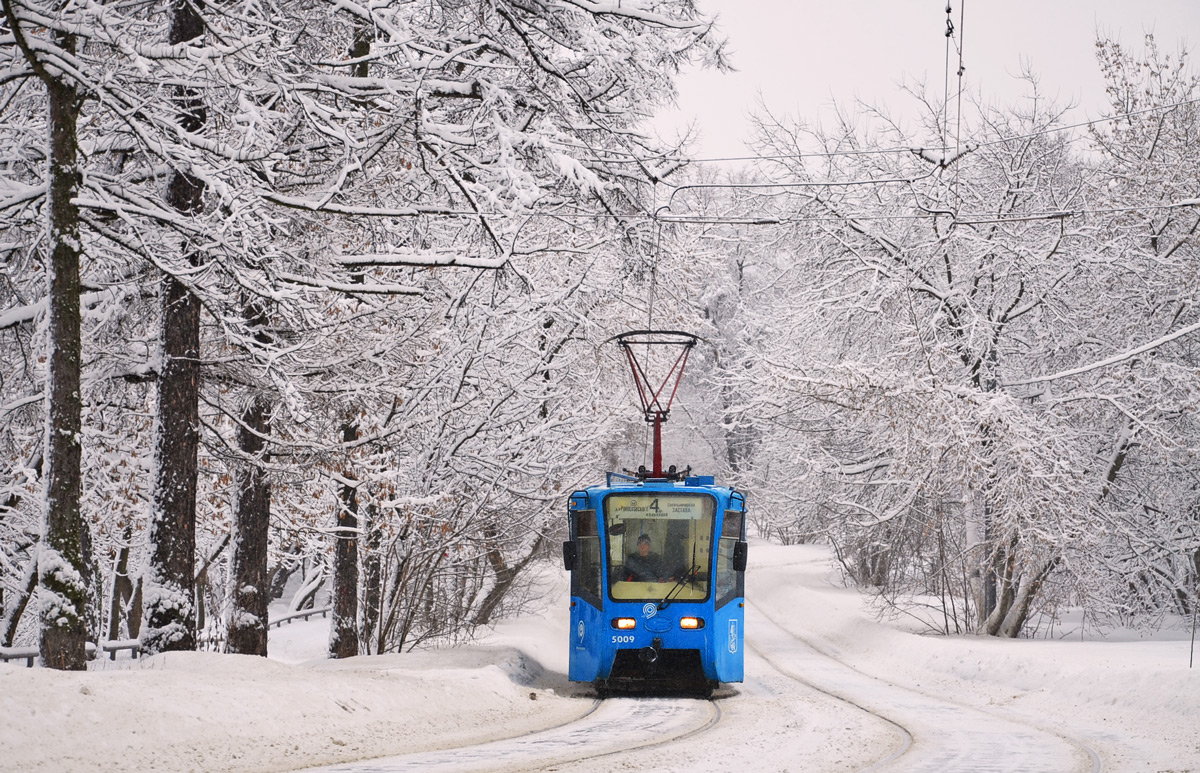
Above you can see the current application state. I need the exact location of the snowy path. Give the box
[13,544,1197,772]
[301,600,1103,773]
[749,601,1104,772]
[298,697,718,772]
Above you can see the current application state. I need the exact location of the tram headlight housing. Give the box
[679,617,704,630]
[612,618,636,630]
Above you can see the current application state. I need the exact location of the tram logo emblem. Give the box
[577,621,585,643]
[728,620,738,653]
[642,603,657,619]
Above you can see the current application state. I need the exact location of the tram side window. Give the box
[573,510,602,603]
[714,511,745,608]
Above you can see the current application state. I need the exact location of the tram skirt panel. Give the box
[568,599,605,683]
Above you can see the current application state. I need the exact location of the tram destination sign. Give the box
[608,494,710,520]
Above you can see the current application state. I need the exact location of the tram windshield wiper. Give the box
[658,563,700,611]
[659,542,699,611]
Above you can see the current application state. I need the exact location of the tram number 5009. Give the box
[611,634,636,644]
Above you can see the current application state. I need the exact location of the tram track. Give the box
[747,599,1105,773]
[543,696,723,771]
[745,601,914,771]
[300,695,721,772]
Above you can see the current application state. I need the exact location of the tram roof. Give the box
[579,473,738,497]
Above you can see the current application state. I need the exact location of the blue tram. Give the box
[562,470,747,696]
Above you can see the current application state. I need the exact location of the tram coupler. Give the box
[638,637,664,667]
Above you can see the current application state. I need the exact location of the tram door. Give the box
[567,506,604,682]
[711,504,747,682]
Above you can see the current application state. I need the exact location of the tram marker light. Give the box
[612,618,636,630]
[679,617,704,629]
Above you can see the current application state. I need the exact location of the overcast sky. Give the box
[652,0,1199,159]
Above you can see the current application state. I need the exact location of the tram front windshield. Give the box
[604,493,715,601]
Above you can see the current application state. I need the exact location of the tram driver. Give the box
[624,534,667,582]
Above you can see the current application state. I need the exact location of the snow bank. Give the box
[4,544,1198,771]
[0,644,588,772]
[752,543,1200,771]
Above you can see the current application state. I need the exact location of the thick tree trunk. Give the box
[327,26,372,660]
[36,23,90,670]
[144,0,206,655]
[226,397,271,656]
[144,264,201,651]
[329,420,360,659]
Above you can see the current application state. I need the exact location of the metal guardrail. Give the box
[1,608,330,667]
[269,605,332,628]
[0,646,38,667]
[0,640,142,668]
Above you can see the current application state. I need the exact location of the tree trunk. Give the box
[35,20,90,670]
[999,557,1060,638]
[226,397,271,656]
[107,538,133,641]
[193,533,229,638]
[360,505,382,654]
[473,534,544,627]
[327,26,372,660]
[128,577,144,640]
[290,568,326,612]
[983,533,1020,636]
[3,559,38,647]
[144,0,206,657]
[329,419,360,659]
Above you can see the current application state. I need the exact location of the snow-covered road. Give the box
[298,601,1102,773]
[305,698,718,772]
[298,573,1106,773]
[748,601,1101,772]
[6,544,1196,772]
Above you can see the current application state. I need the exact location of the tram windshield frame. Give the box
[602,492,716,603]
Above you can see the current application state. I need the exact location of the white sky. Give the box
[653,0,1200,159]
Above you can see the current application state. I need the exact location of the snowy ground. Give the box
[2,544,1198,772]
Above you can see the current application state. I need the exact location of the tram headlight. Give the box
[679,617,704,630]
[612,618,636,630]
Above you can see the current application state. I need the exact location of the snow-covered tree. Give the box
[1,0,728,660]
[735,43,1199,636]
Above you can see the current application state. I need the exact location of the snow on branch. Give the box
[336,251,508,270]
[1003,318,1200,387]
[0,288,122,331]
[275,272,422,296]
[0,182,47,212]
[0,301,43,332]
[0,394,42,417]
[262,193,472,218]
[555,0,707,29]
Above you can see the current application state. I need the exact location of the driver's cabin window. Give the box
[603,493,715,602]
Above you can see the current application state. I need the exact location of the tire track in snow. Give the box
[298,696,720,772]
[746,602,914,770]
[748,600,1104,773]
